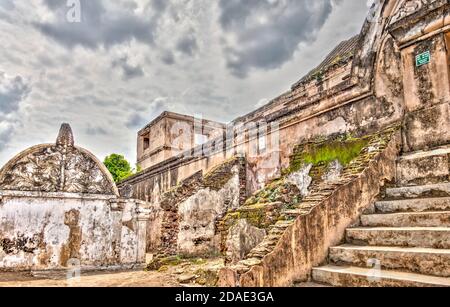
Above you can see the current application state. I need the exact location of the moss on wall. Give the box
[303,139,368,166]
[221,136,370,235]
[283,135,370,177]
[245,180,300,206]
[219,128,399,260]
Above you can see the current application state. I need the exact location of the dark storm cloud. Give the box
[161,51,175,65]
[126,112,147,129]
[176,34,198,56]
[35,0,162,49]
[218,0,335,78]
[0,72,30,115]
[112,56,145,80]
[0,71,30,152]
[151,0,168,12]
[126,99,166,129]
[85,124,108,136]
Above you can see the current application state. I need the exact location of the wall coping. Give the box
[0,190,118,201]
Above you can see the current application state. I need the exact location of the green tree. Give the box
[104,154,134,183]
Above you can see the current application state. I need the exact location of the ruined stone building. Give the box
[118,0,450,287]
[1,0,450,287]
[0,124,149,275]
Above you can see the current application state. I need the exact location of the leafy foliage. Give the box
[103,154,135,183]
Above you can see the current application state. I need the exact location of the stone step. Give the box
[329,245,450,277]
[293,281,331,287]
[375,197,450,213]
[346,227,450,249]
[396,146,450,186]
[385,183,450,199]
[361,211,450,227]
[312,265,450,287]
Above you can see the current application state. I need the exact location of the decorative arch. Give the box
[0,124,119,196]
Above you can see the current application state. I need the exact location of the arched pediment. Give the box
[0,124,119,196]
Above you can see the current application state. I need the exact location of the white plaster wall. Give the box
[0,192,146,272]
[177,166,241,256]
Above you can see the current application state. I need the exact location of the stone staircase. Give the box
[311,147,450,287]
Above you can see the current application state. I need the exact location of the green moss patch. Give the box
[303,139,369,166]
[285,137,369,175]
[222,137,369,233]
[245,180,301,207]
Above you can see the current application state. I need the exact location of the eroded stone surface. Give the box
[397,146,450,185]
[361,211,450,227]
[329,245,450,277]
[177,166,241,256]
[225,219,266,264]
[346,227,450,249]
[312,265,450,287]
[286,164,313,197]
[0,125,149,273]
[322,160,344,183]
[375,197,450,213]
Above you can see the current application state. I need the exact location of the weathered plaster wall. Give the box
[388,1,450,152]
[138,113,226,170]
[177,165,241,256]
[123,0,450,286]
[0,192,148,273]
[400,34,450,152]
[218,128,401,287]
[146,157,247,258]
[123,87,405,204]
[0,124,150,273]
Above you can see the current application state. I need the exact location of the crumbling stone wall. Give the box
[219,128,395,268]
[0,194,148,273]
[0,124,150,274]
[218,126,401,286]
[131,0,450,285]
[213,0,450,287]
[148,157,247,258]
[389,1,450,152]
[120,0,406,204]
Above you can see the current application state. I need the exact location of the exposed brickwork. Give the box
[154,157,247,257]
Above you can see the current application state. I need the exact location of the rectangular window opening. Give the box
[143,137,150,150]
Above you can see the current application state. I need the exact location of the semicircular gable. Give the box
[0,124,119,196]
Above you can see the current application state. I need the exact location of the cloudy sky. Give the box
[0,0,370,167]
